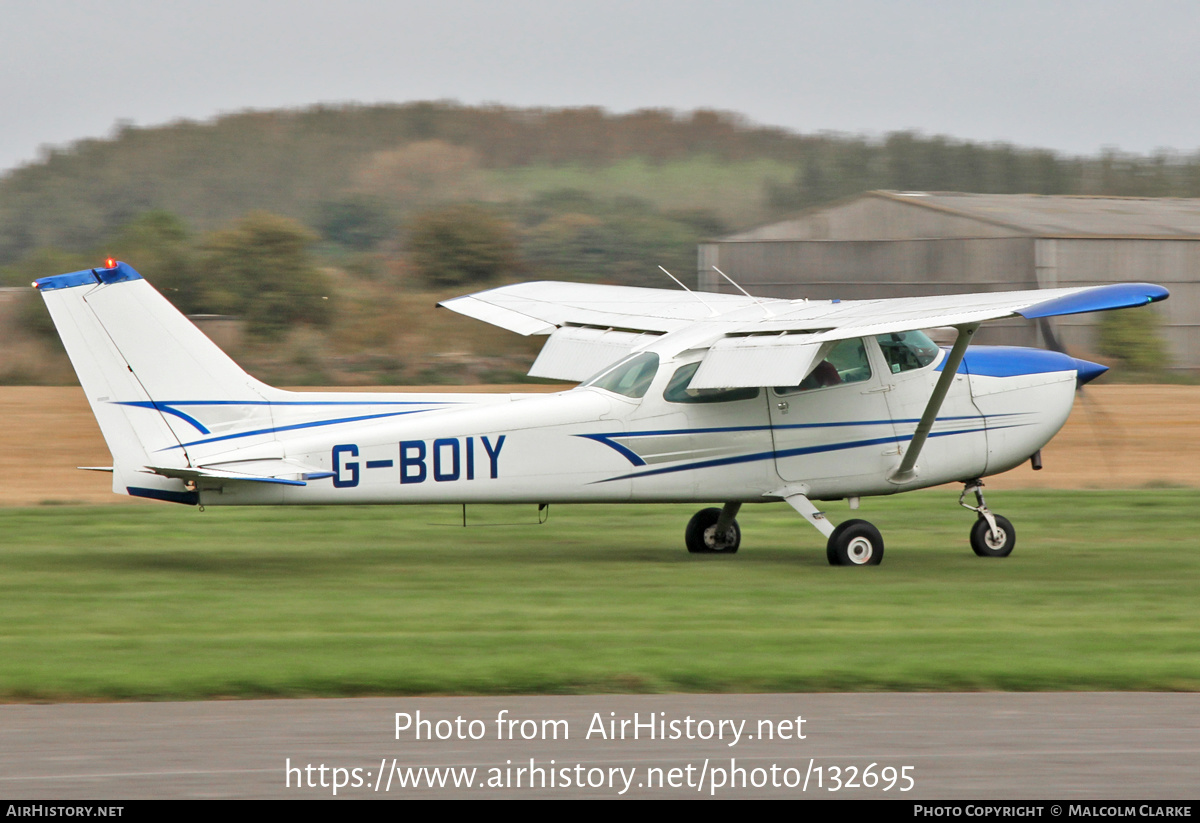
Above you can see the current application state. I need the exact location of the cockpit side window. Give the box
[663,362,760,404]
[876,330,940,374]
[583,352,660,399]
[776,338,872,396]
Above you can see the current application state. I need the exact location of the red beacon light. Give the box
[104,258,116,269]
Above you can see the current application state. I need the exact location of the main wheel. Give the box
[826,519,884,566]
[685,507,741,554]
[970,514,1015,557]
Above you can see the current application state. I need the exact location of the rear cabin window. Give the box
[876,330,940,374]
[663,362,760,404]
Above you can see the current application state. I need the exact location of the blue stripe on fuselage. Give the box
[154,408,438,451]
[579,414,1026,467]
[594,423,1025,483]
[114,399,460,435]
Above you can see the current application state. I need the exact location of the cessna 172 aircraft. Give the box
[34,261,1168,566]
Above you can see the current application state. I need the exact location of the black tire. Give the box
[826,519,884,566]
[970,514,1015,557]
[685,507,741,554]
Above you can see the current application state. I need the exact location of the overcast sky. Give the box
[3,0,1197,174]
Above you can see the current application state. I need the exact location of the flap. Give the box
[528,326,661,382]
[689,335,824,389]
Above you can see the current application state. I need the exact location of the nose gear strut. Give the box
[959,479,1016,558]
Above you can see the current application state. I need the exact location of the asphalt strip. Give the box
[0,693,1196,799]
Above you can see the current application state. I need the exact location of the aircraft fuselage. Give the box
[182,342,1078,508]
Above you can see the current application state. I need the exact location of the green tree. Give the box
[407,204,518,289]
[105,211,201,312]
[202,212,333,337]
[0,247,90,288]
[1096,308,1168,376]
[2,248,90,342]
[316,196,393,251]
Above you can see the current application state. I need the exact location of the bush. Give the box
[202,212,333,338]
[407,204,518,289]
[1096,307,1168,375]
[317,196,393,251]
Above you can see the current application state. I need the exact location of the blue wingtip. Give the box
[1019,283,1170,320]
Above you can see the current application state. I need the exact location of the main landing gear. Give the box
[960,480,1015,557]
[685,503,741,554]
[784,492,884,566]
[684,482,1014,564]
[826,519,884,566]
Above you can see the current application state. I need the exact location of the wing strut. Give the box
[889,323,980,484]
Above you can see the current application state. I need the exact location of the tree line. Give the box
[3,102,1200,265]
[4,102,1195,385]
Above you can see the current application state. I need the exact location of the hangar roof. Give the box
[888,191,1200,237]
[723,191,1200,241]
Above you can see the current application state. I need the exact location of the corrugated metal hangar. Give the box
[697,191,1198,371]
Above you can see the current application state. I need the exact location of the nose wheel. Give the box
[970,513,1015,557]
[960,480,1015,558]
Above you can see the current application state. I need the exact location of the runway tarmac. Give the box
[0,693,1196,799]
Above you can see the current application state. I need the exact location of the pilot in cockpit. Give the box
[796,359,842,391]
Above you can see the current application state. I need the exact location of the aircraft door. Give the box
[876,331,989,483]
[768,337,897,496]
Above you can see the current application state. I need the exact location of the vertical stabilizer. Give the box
[35,262,276,499]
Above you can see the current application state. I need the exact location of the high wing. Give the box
[438,280,772,335]
[439,281,779,382]
[440,280,1169,387]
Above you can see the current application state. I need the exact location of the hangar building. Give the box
[697,191,1198,372]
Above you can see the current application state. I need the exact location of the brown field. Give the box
[1,384,1196,506]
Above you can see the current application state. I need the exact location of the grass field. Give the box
[1,490,1197,701]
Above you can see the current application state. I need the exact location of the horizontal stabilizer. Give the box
[143,459,327,487]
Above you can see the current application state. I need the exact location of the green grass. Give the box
[1,491,1198,700]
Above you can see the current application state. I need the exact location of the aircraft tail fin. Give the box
[34,261,278,499]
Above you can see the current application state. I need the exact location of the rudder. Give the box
[35,261,277,499]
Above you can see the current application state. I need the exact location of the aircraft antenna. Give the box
[712,266,773,316]
[658,266,718,315]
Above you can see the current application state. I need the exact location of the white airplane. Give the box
[34,260,1168,566]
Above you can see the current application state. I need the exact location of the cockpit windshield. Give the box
[582,352,660,399]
